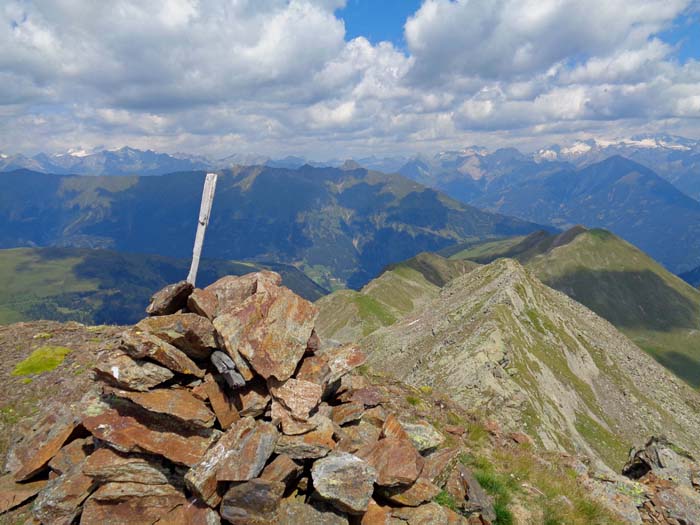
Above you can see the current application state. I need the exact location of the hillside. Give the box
[0,247,326,326]
[362,259,700,472]
[0,166,547,289]
[447,227,700,387]
[316,253,477,342]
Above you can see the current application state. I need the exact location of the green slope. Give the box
[316,252,477,342]
[362,259,700,470]
[449,227,700,387]
[0,247,327,326]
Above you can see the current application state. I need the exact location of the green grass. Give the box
[354,295,396,326]
[433,490,459,512]
[406,395,422,406]
[11,346,72,376]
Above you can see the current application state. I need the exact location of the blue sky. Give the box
[338,0,422,49]
[1,0,699,157]
[658,11,700,63]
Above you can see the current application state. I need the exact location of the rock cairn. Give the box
[1,271,496,524]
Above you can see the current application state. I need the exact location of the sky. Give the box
[1,0,699,158]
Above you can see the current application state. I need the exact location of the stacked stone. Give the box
[1,271,496,524]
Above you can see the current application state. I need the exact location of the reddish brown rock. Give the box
[188,287,219,320]
[82,406,217,467]
[509,432,533,446]
[204,374,240,429]
[271,400,318,435]
[108,387,215,427]
[381,414,409,441]
[91,481,182,501]
[182,498,222,525]
[422,448,460,486]
[445,425,466,436]
[212,316,255,381]
[220,479,285,524]
[121,330,205,377]
[360,499,393,525]
[12,410,79,481]
[326,344,367,383]
[214,286,318,381]
[311,452,377,514]
[452,465,496,522]
[216,420,279,481]
[268,377,322,421]
[185,418,277,506]
[48,437,93,476]
[306,329,321,354]
[32,462,95,525]
[347,387,386,408]
[392,502,468,524]
[0,474,47,514]
[336,420,381,454]
[331,402,365,426]
[275,415,336,459]
[357,438,424,487]
[136,313,217,360]
[278,498,350,525]
[362,406,387,428]
[296,354,332,387]
[80,493,187,524]
[94,352,174,391]
[146,280,193,316]
[378,477,441,506]
[234,379,271,417]
[259,454,302,485]
[82,447,171,485]
[207,272,276,315]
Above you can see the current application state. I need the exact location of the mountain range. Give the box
[0,166,546,290]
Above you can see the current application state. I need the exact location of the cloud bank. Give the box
[1,0,699,157]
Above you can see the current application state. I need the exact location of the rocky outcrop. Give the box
[0,272,496,524]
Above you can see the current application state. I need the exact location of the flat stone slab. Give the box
[185,417,278,507]
[107,387,216,427]
[80,493,188,524]
[32,461,95,525]
[214,286,318,381]
[220,479,285,525]
[12,410,79,481]
[0,474,47,514]
[136,313,217,360]
[146,280,193,316]
[312,452,377,514]
[268,377,322,421]
[82,406,217,467]
[121,330,205,378]
[82,447,172,485]
[357,437,424,487]
[94,353,174,392]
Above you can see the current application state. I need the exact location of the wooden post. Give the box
[187,172,218,286]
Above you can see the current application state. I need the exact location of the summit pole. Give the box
[187,172,218,286]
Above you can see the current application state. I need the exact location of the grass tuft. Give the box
[11,346,72,376]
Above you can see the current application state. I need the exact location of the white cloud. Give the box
[0,0,698,157]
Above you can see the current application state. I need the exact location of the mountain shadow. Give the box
[543,269,699,332]
[653,351,700,388]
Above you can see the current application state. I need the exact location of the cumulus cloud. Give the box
[0,0,699,157]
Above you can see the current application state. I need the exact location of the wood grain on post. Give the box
[187,172,218,286]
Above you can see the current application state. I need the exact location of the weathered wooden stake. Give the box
[187,172,218,286]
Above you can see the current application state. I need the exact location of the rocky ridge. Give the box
[0,271,498,524]
[363,259,700,472]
